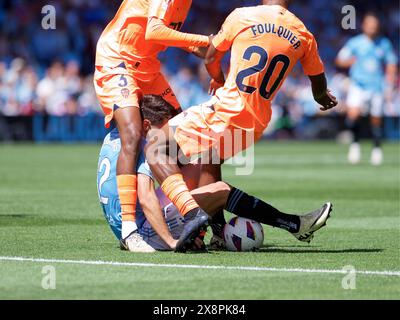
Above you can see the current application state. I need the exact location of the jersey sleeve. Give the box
[212,9,243,52]
[300,34,325,76]
[136,140,154,180]
[148,0,173,22]
[146,17,210,47]
[383,38,398,65]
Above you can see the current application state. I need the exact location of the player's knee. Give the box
[210,181,231,202]
[209,181,231,211]
[347,109,361,121]
[213,181,231,194]
[370,117,382,127]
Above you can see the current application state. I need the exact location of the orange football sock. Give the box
[161,173,199,216]
[116,174,137,222]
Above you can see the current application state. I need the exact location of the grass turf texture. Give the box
[0,141,399,299]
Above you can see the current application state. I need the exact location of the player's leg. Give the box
[144,98,259,251]
[346,84,365,164]
[198,163,226,249]
[114,108,160,252]
[191,182,332,243]
[222,186,332,243]
[113,107,141,233]
[370,116,383,165]
[190,181,231,215]
[144,98,231,252]
[145,122,209,252]
[181,162,202,191]
[140,202,205,251]
[347,108,362,164]
[200,128,262,248]
[94,69,153,251]
[370,93,384,166]
[191,182,301,232]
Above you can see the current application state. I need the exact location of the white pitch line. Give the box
[1,256,399,277]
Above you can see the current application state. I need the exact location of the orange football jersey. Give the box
[212,5,325,133]
[95,0,194,81]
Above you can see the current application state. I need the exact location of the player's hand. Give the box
[347,57,357,67]
[315,89,338,111]
[190,237,206,251]
[208,34,215,46]
[168,239,178,250]
[342,57,357,68]
[336,57,356,69]
[209,79,224,96]
[190,46,208,59]
[384,85,395,104]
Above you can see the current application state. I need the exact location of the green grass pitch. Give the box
[0,141,399,299]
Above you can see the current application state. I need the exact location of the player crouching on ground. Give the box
[97,96,180,252]
[98,95,214,252]
[98,95,333,253]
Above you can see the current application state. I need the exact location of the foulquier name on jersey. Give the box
[250,23,301,50]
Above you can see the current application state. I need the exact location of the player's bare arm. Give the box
[137,173,178,249]
[385,63,398,101]
[308,73,338,111]
[205,42,226,95]
[181,46,210,59]
[386,63,398,86]
[335,55,356,69]
[113,107,142,240]
[180,45,210,60]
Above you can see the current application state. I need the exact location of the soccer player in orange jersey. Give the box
[144,0,338,252]
[94,0,211,252]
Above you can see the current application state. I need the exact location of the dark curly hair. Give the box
[140,94,179,126]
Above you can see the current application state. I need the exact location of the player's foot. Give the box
[120,230,156,253]
[209,222,226,250]
[292,202,333,243]
[175,208,210,253]
[370,147,383,166]
[209,234,226,251]
[348,143,361,164]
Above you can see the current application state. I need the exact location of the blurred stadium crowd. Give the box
[0,0,399,130]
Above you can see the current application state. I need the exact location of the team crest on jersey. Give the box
[121,88,130,99]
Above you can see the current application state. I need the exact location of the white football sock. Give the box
[122,220,138,239]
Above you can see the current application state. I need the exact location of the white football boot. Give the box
[370,147,383,166]
[120,231,156,253]
[348,143,361,164]
[292,202,333,243]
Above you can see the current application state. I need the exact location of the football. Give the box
[223,217,264,252]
